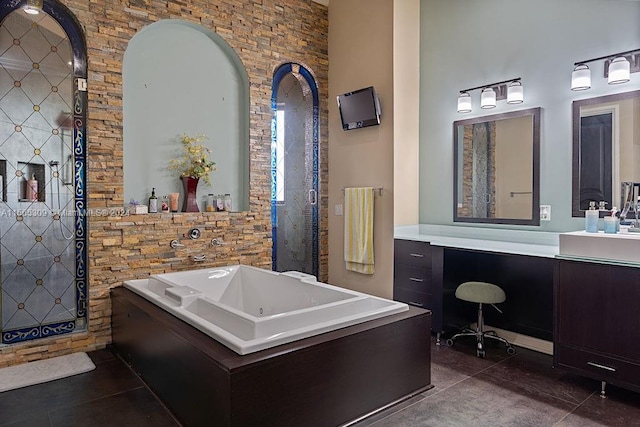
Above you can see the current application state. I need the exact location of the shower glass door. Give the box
[271,63,319,278]
[0,3,87,344]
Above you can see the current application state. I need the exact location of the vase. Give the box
[181,176,200,212]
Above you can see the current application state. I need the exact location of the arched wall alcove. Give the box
[123,19,249,212]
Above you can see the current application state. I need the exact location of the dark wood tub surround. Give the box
[111,288,432,426]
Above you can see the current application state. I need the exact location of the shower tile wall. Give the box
[0,10,75,333]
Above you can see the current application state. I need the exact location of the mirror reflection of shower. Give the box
[50,160,74,240]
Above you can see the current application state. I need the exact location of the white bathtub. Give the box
[124,265,408,355]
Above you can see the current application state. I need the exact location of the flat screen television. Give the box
[337,86,381,131]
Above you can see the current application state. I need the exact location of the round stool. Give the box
[446,281,515,358]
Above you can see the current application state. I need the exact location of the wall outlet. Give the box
[335,204,343,216]
[540,205,551,221]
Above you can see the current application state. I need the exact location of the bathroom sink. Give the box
[559,231,640,263]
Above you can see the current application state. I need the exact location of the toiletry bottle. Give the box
[216,194,224,211]
[161,195,169,213]
[206,194,215,212]
[28,173,38,201]
[585,201,599,233]
[148,188,158,213]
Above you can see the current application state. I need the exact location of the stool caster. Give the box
[506,345,516,355]
[446,338,454,347]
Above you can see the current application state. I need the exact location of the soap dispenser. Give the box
[585,201,599,233]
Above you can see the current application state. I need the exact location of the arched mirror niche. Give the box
[123,20,249,212]
[0,0,88,344]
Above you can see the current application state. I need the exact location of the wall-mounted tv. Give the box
[337,86,381,131]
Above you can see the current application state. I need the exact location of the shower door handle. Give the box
[308,189,317,206]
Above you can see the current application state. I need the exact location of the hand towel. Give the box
[344,187,375,274]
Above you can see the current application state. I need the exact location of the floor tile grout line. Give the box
[0,386,146,427]
[369,355,517,426]
[552,390,598,426]
[469,352,597,408]
[115,352,182,425]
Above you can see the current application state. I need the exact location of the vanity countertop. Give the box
[557,230,640,267]
[394,224,560,258]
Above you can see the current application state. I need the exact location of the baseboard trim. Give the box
[475,323,553,355]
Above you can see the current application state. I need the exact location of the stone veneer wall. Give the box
[0,0,328,367]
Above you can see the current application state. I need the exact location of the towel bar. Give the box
[341,187,383,196]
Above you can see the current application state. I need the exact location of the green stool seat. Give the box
[446,281,515,358]
[455,281,506,305]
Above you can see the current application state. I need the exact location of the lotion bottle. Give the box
[148,187,158,213]
[585,201,599,233]
[28,173,38,201]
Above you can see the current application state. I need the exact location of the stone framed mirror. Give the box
[571,89,640,217]
[453,107,541,225]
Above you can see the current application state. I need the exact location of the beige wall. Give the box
[393,0,420,226]
[328,0,394,298]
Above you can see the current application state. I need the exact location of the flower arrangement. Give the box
[169,133,216,184]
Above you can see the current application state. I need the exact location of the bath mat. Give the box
[0,352,96,393]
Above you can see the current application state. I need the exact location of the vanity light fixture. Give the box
[24,0,43,15]
[571,64,591,91]
[572,48,639,91]
[457,92,472,113]
[480,88,496,109]
[608,56,630,84]
[456,77,523,113]
[507,81,524,104]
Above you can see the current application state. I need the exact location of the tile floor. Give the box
[358,337,640,427]
[0,348,178,426]
[0,338,639,426]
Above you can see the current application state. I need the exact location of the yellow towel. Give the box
[344,187,375,274]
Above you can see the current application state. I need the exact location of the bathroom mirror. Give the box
[572,90,640,217]
[453,108,540,225]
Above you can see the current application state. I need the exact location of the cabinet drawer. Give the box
[394,264,431,293]
[394,240,431,267]
[556,345,640,388]
[394,288,431,310]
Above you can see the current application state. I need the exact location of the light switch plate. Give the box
[335,204,343,216]
[540,205,551,221]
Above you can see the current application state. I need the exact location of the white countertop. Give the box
[394,224,560,258]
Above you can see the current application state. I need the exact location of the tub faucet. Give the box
[191,255,207,262]
[170,239,184,249]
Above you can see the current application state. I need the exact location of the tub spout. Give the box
[191,255,207,262]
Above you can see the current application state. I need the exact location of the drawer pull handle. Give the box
[408,301,424,307]
[409,253,424,258]
[587,361,616,372]
[409,277,424,282]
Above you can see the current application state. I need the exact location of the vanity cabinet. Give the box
[555,260,640,393]
[393,239,443,334]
